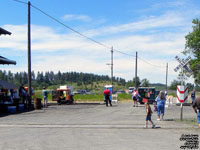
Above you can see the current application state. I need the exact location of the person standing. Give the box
[42,87,48,108]
[104,88,112,107]
[132,89,139,107]
[19,84,26,104]
[191,89,196,104]
[144,102,155,128]
[155,91,166,121]
[192,95,200,128]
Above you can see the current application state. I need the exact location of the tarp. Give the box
[0,56,16,65]
[0,80,18,89]
[0,27,11,35]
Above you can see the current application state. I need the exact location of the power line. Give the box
[12,0,27,5]
[12,0,136,57]
[12,0,168,68]
[137,56,166,68]
[113,48,135,57]
[30,3,139,58]
[30,4,112,50]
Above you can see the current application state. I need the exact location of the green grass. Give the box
[118,93,132,101]
[34,90,133,102]
[74,93,132,102]
[175,118,198,126]
[74,94,104,101]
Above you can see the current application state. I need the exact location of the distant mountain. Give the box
[149,83,166,90]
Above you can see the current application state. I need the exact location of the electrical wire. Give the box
[12,0,168,68]
[12,0,27,5]
[137,56,166,68]
[31,4,112,50]
[113,48,136,57]
[30,3,138,58]
[12,0,136,57]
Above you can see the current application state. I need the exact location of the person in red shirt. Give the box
[104,88,112,106]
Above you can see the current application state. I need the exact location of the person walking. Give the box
[104,88,112,107]
[42,87,48,108]
[192,95,200,128]
[155,91,166,121]
[191,89,196,104]
[144,102,155,128]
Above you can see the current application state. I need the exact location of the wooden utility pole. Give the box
[28,1,32,106]
[166,63,168,91]
[135,51,137,89]
[111,46,113,85]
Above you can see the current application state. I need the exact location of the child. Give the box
[144,102,155,128]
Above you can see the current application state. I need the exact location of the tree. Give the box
[169,80,182,90]
[133,77,140,88]
[125,80,133,88]
[186,83,194,92]
[184,18,200,85]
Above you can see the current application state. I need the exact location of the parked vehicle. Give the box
[52,85,74,104]
[116,90,125,94]
[74,90,94,95]
[128,87,135,94]
[138,87,156,104]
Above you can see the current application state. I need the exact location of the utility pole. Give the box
[111,46,113,85]
[135,51,137,89]
[28,1,32,107]
[166,63,168,91]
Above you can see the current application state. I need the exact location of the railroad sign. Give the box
[174,56,192,73]
[174,56,192,82]
[177,85,188,103]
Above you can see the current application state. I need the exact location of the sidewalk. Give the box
[0,102,198,150]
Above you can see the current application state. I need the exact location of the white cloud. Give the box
[61,14,91,22]
[83,11,186,37]
[0,7,197,84]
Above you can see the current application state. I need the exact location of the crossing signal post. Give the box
[174,56,192,120]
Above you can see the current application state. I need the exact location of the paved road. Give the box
[0,102,199,150]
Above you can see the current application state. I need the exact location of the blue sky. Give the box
[0,0,200,84]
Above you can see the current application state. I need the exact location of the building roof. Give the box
[0,27,11,35]
[0,56,16,65]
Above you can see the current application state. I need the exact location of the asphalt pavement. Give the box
[0,102,199,150]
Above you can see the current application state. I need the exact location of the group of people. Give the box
[142,89,200,128]
[103,88,166,128]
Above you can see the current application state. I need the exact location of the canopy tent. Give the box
[0,27,11,35]
[0,56,16,65]
[0,80,18,89]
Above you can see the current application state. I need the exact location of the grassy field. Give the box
[33,89,180,103]
[33,90,133,102]
[175,118,198,126]
[74,93,132,101]
[74,94,104,101]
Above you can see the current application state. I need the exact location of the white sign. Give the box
[174,56,192,77]
[177,85,188,103]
